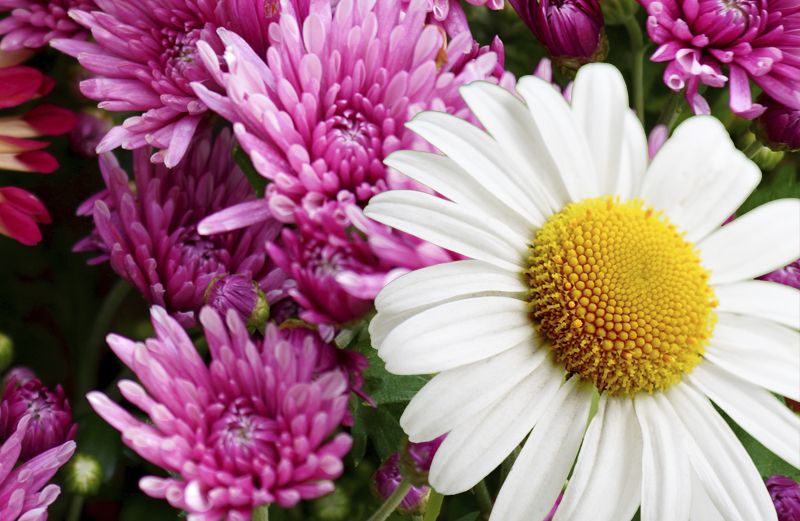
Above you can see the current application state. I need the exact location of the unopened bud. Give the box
[400,436,445,486]
[0,333,13,373]
[66,453,103,495]
[372,454,430,513]
[206,275,270,332]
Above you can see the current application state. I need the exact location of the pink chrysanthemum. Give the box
[641,0,800,117]
[192,0,513,324]
[50,0,282,167]
[402,0,505,35]
[0,414,76,520]
[88,306,352,519]
[74,130,285,326]
[0,0,94,52]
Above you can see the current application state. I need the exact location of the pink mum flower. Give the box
[51,0,283,167]
[193,0,513,324]
[0,415,76,520]
[75,130,285,326]
[88,306,352,519]
[641,0,800,117]
[0,0,94,52]
[403,0,505,35]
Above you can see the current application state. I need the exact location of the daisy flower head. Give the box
[366,63,800,521]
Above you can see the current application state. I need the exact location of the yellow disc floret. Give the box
[527,197,717,395]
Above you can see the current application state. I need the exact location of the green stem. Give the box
[623,16,646,124]
[472,481,493,521]
[66,495,85,521]
[74,280,130,413]
[743,140,762,159]
[367,479,413,521]
[252,504,269,521]
[423,491,444,521]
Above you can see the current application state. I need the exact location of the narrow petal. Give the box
[428,358,563,494]
[616,110,649,199]
[401,338,546,442]
[489,377,593,521]
[641,116,760,242]
[375,259,527,315]
[705,314,800,400]
[634,394,692,521]
[667,384,777,521]
[379,296,534,374]
[554,397,643,521]
[570,64,629,196]
[689,363,800,467]
[700,199,800,284]
[365,190,528,272]
[714,280,800,329]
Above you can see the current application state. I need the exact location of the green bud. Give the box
[739,132,785,171]
[601,0,640,25]
[66,453,103,496]
[0,333,13,373]
[247,287,270,334]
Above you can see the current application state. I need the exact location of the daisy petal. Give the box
[516,75,598,201]
[375,259,527,315]
[634,394,692,521]
[705,314,800,400]
[384,150,534,237]
[616,110,649,200]
[489,377,593,521]
[401,338,547,443]
[714,280,800,329]
[700,199,800,284]
[689,363,800,468]
[405,111,546,226]
[641,116,760,242]
[690,470,726,521]
[668,384,777,521]
[379,296,533,374]
[365,190,528,272]
[428,358,563,494]
[554,397,642,521]
[571,64,628,196]
[458,81,569,215]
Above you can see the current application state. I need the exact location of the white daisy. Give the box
[364,63,800,521]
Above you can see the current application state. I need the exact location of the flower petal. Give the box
[714,280,800,329]
[667,384,777,521]
[365,190,528,272]
[378,296,534,374]
[700,199,800,285]
[689,363,800,468]
[554,397,642,521]
[634,393,692,521]
[489,377,593,521]
[401,337,546,443]
[705,314,800,400]
[428,358,563,494]
[641,116,760,243]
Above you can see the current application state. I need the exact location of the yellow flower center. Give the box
[527,197,717,395]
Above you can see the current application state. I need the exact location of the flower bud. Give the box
[767,475,800,521]
[0,333,13,373]
[755,96,800,152]
[400,436,446,486]
[372,454,430,513]
[739,132,784,171]
[66,453,103,496]
[600,0,639,25]
[0,375,76,460]
[205,275,270,331]
[509,0,606,69]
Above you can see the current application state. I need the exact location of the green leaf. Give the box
[454,513,480,521]
[363,348,429,405]
[234,146,268,197]
[740,163,800,215]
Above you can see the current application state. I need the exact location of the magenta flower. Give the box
[402,0,505,35]
[74,130,285,326]
[509,0,605,63]
[767,475,800,521]
[0,373,76,461]
[641,0,800,117]
[0,0,94,52]
[755,95,800,151]
[50,0,282,167]
[760,258,800,289]
[0,415,75,519]
[88,306,352,518]
[192,0,513,324]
